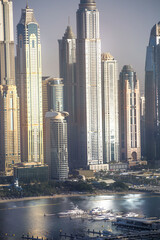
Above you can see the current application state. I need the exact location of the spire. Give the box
[26,0,29,9]
[63,25,75,39]
[68,16,70,26]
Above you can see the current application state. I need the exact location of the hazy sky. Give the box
[13,0,160,92]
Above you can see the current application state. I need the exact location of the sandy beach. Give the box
[0,190,144,204]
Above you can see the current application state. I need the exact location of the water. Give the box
[0,193,160,239]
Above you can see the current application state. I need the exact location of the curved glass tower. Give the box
[76,0,103,167]
[145,22,160,167]
[16,5,43,163]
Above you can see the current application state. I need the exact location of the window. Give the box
[32,40,35,48]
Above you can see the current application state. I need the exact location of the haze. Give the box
[13,0,160,92]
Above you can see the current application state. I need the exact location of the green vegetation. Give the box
[0,179,130,199]
[109,181,129,192]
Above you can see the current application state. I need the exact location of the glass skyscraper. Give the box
[16,4,43,163]
[45,111,69,181]
[59,26,77,169]
[0,0,21,172]
[145,22,160,167]
[76,0,103,167]
[101,53,119,163]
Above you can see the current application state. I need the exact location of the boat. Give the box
[92,215,109,221]
[112,217,160,230]
[58,206,85,218]
[44,213,55,217]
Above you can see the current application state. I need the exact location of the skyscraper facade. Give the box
[101,53,119,163]
[0,0,21,172]
[140,95,145,159]
[119,65,141,162]
[16,5,43,163]
[59,26,77,169]
[42,77,64,163]
[76,0,103,167]
[45,111,69,180]
[145,22,160,166]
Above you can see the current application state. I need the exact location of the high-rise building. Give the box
[0,0,21,172]
[119,65,141,162]
[45,111,69,180]
[140,95,145,159]
[76,0,103,167]
[16,4,43,163]
[101,53,119,163]
[145,22,160,167]
[58,26,77,169]
[42,77,64,163]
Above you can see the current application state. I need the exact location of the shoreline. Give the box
[0,190,147,204]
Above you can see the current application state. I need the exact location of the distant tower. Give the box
[58,26,77,169]
[140,95,145,158]
[119,65,141,162]
[145,22,160,167]
[16,5,43,163]
[0,0,21,172]
[101,53,119,163]
[45,111,69,180]
[42,77,64,163]
[76,0,103,167]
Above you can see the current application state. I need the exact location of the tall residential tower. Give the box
[59,26,77,169]
[119,65,141,162]
[101,53,119,163]
[0,0,21,172]
[145,22,160,167]
[16,5,43,163]
[76,0,103,167]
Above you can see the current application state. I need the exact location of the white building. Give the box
[76,0,103,167]
[101,53,119,163]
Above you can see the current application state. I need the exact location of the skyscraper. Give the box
[42,77,64,163]
[101,53,119,163]
[16,4,43,163]
[140,95,145,159]
[76,0,103,167]
[45,111,69,180]
[0,0,21,172]
[145,22,160,167]
[58,26,77,169]
[119,65,141,162]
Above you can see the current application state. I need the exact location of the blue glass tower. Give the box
[145,22,160,166]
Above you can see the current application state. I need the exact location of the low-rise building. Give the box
[14,162,48,183]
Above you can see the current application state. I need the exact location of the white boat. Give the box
[58,206,85,217]
[92,215,108,221]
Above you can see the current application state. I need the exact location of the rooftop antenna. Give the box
[68,16,70,26]
[26,0,29,9]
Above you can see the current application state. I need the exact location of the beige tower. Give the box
[119,65,141,162]
[0,0,21,173]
